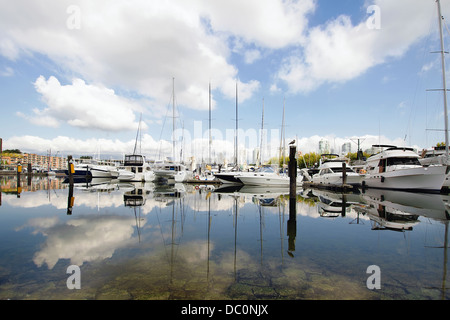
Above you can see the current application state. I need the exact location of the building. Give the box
[2,153,67,171]
[318,140,330,155]
[342,142,351,155]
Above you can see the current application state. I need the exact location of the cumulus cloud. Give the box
[275,0,444,93]
[29,215,144,269]
[30,76,144,132]
[0,0,276,114]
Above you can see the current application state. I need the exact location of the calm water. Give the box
[0,175,449,300]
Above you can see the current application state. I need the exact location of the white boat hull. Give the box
[238,173,302,186]
[362,165,446,192]
[312,173,363,186]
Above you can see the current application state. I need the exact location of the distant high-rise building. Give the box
[319,139,330,155]
[342,142,351,155]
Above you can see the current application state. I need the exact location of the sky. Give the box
[1,0,450,163]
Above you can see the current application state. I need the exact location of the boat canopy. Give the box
[124,154,145,166]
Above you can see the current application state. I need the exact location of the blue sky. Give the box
[1,0,449,162]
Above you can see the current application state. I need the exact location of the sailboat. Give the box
[117,115,156,182]
[153,78,189,183]
[238,98,303,186]
[214,81,243,184]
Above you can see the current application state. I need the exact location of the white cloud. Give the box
[32,75,144,132]
[275,0,444,93]
[0,66,14,77]
[244,49,261,64]
[196,0,315,48]
[29,215,143,269]
[0,0,284,114]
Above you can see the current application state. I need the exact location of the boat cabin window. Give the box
[331,167,355,173]
[124,155,144,166]
[386,157,421,166]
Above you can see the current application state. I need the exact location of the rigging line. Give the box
[157,96,174,160]
[405,7,435,144]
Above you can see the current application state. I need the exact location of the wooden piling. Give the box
[289,145,297,199]
[67,155,75,215]
[16,162,22,197]
[287,145,297,256]
[342,162,347,186]
[67,155,74,185]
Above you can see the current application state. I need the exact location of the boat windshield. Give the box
[258,166,275,173]
[331,167,355,173]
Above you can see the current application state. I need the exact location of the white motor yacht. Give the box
[362,145,446,193]
[237,166,303,186]
[312,155,363,187]
[70,162,118,178]
[153,161,189,183]
[118,154,155,182]
[419,145,450,189]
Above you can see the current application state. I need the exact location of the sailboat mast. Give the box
[259,98,265,166]
[235,81,238,167]
[209,82,212,165]
[437,0,449,159]
[173,77,176,161]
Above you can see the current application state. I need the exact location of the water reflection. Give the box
[0,176,449,300]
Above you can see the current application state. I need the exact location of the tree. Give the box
[2,149,21,154]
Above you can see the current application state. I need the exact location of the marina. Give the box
[0,174,449,300]
[3,0,450,306]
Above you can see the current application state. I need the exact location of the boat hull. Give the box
[362,165,446,192]
[312,173,363,186]
[214,173,242,184]
[238,173,302,186]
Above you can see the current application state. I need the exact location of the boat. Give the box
[118,154,155,182]
[66,162,118,178]
[312,154,363,187]
[214,170,243,184]
[237,166,303,186]
[420,145,450,189]
[361,145,447,193]
[153,161,189,183]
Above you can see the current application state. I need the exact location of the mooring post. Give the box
[16,162,22,198]
[289,145,297,199]
[67,155,75,215]
[287,145,297,256]
[27,163,32,186]
[342,162,347,187]
[67,155,74,186]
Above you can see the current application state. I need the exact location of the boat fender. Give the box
[381,176,385,183]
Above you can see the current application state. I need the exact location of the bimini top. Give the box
[371,145,415,152]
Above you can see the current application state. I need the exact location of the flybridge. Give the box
[124,154,145,166]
